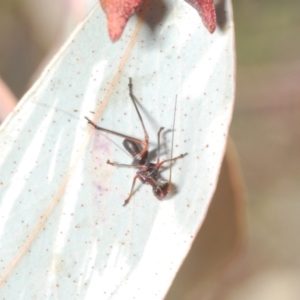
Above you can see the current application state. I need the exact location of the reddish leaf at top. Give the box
[100,0,216,42]
[185,0,216,33]
[100,0,142,42]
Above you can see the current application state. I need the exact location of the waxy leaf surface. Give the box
[0,0,235,298]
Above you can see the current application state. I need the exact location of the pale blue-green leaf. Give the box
[0,0,235,298]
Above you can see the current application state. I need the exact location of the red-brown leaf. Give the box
[100,0,142,42]
[185,0,216,33]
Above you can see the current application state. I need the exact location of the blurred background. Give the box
[0,0,299,298]
[228,0,300,298]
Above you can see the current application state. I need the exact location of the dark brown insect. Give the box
[85,78,186,206]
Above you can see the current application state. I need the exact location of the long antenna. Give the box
[168,95,177,186]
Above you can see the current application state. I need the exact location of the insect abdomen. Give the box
[123,139,140,158]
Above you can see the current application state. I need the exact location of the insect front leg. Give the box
[107,160,148,171]
[156,127,165,164]
[156,153,188,170]
[123,174,144,206]
[107,160,138,168]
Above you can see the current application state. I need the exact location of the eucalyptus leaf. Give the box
[0,0,235,298]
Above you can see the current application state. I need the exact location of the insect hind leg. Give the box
[128,78,149,159]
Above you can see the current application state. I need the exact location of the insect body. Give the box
[85,78,186,206]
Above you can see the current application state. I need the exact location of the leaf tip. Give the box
[185,0,217,34]
[100,0,142,42]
